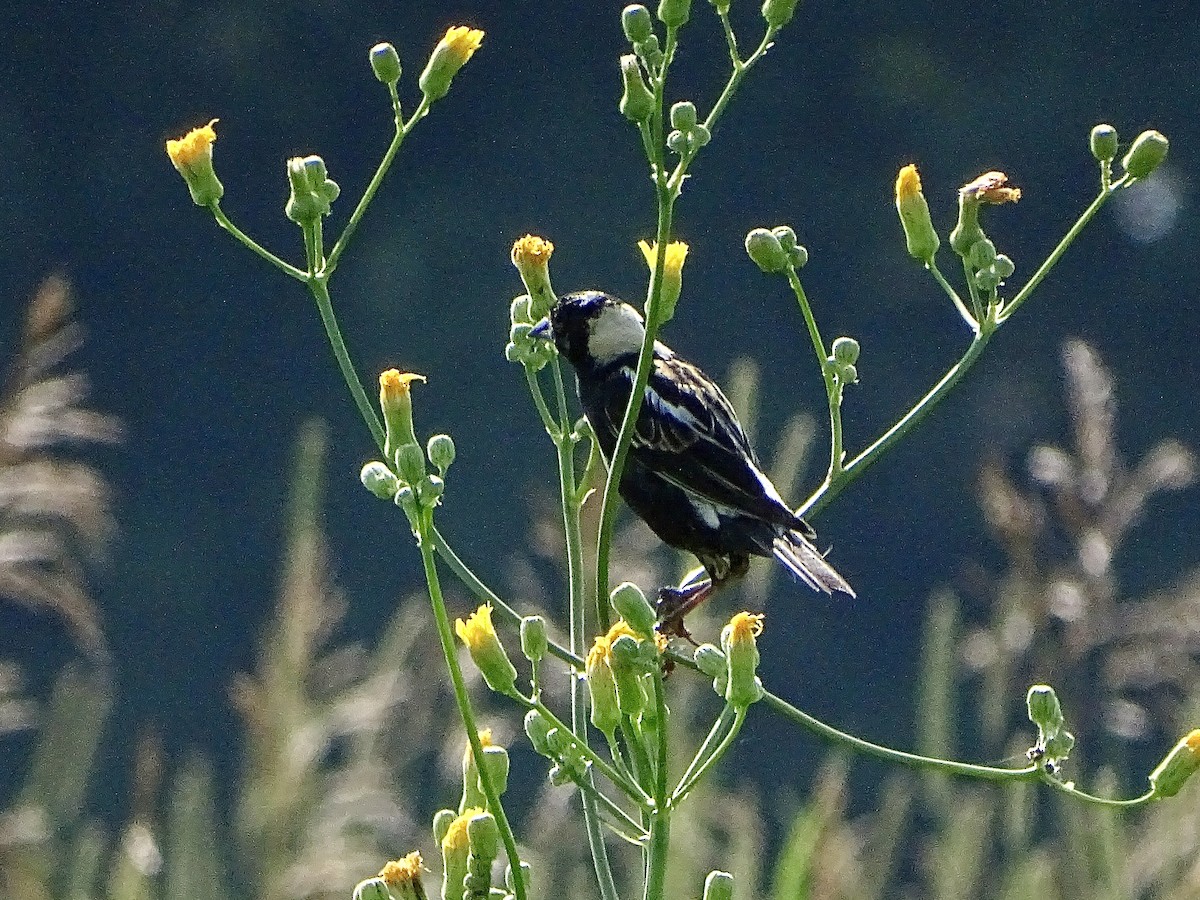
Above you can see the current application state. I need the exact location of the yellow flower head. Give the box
[166,119,218,171]
[379,369,426,402]
[511,234,554,268]
[728,611,765,644]
[1186,729,1200,754]
[511,234,556,317]
[440,25,484,64]
[960,171,1021,205]
[638,239,689,278]
[379,852,424,886]
[895,163,922,202]
[420,26,485,102]
[455,603,498,650]
[638,240,688,323]
[441,806,486,853]
[165,119,223,206]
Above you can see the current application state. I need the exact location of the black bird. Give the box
[531,290,853,630]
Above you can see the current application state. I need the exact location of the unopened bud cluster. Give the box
[745,226,807,274]
[667,101,711,158]
[285,155,340,225]
[828,336,860,386]
[622,4,664,74]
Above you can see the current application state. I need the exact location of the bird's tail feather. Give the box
[773,531,855,597]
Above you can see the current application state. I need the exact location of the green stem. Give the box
[209,205,307,281]
[429,524,584,669]
[642,672,671,900]
[786,268,842,479]
[414,507,526,900]
[928,258,976,330]
[798,321,993,518]
[671,705,745,804]
[325,94,432,275]
[998,177,1126,323]
[308,278,386,451]
[1040,774,1156,809]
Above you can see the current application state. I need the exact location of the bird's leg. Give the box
[655,554,750,641]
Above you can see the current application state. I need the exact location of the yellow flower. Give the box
[420,26,485,102]
[511,234,556,317]
[1149,728,1200,798]
[455,604,519,695]
[165,119,223,206]
[721,612,764,708]
[379,852,424,886]
[959,170,1021,205]
[895,163,940,265]
[638,240,689,322]
[442,806,485,854]
[379,369,425,472]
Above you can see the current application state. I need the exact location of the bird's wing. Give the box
[598,350,800,527]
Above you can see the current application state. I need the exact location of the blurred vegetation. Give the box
[2,276,1197,898]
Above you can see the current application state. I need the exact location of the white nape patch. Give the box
[587,303,646,363]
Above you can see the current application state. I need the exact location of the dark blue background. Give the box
[2,0,1195,821]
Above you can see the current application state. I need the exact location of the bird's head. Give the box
[531,291,646,371]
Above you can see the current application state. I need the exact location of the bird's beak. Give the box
[529,317,552,340]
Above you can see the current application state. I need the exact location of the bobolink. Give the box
[531,290,853,630]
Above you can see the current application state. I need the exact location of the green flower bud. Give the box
[1090,124,1118,163]
[433,808,457,844]
[394,484,416,516]
[360,461,399,500]
[721,612,764,708]
[524,709,553,755]
[667,130,689,154]
[619,55,655,123]
[417,474,444,507]
[670,101,698,131]
[761,0,800,28]
[691,124,711,147]
[1148,729,1200,798]
[635,34,664,68]
[836,363,858,384]
[427,433,456,475]
[622,4,654,43]
[830,336,860,366]
[694,642,728,696]
[466,810,500,873]
[1026,684,1064,739]
[703,870,735,900]
[420,26,484,103]
[788,244,808,269]
[476,744,510,799]
[610,635,648,717]
[968,238,997,270]
[895,164,940,265]
[611,582,656,637]
[455,605,519,696]
[771,225,798,251]
[285,155,340,224]
[586,645,621,737]
[165,119,224,207]
[745,228,788,273]
[993,254,1015,278]
[394,443,427,488]
[1121,129,1169,179]
[510,294,534,325]
[369,42,401,86]
[460,736,485,812]
[520,615,548,663]
[1044,728,1075,763]
[351,877,391,900]
[658,0,692,27]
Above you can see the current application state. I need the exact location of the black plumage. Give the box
[532,290,853,626]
